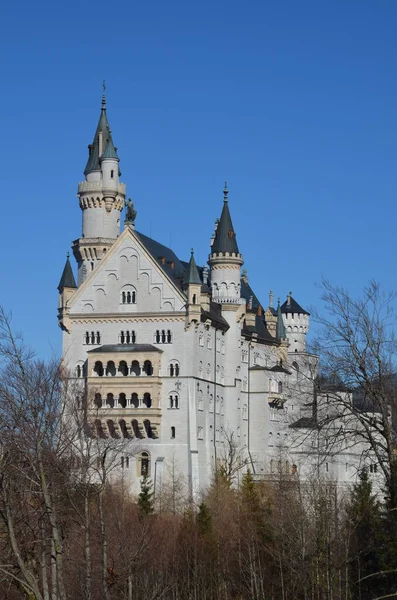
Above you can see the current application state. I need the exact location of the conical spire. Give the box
[183,249,202,286]
[84,94,115,175]
[276,298,287,340]
[101,135,119,160]
[58,253,77,292]
[211,183,239,255]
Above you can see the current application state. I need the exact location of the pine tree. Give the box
[196,502,212,535]
[137,475,154,517]
[347,468,383,599]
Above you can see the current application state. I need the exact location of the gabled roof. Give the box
[281,295,310,316]
[58,255,77,292]
[135,231,187,290]
[84,96,115,175]
[183,250,202,286]
[211,187,239,255]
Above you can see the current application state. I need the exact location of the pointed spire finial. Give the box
[223,181,228,202]
[101,80,106,109]
[191,248,194,256]
[287,291,292,306]
[277,297,281,307]
[66,251,70,259]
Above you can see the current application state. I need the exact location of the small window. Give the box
[171,426,175,439]
[198,426,203,440]
[111,170,114,178]
[140,451,150,476]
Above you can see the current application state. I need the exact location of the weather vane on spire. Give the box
[102,80,106,93]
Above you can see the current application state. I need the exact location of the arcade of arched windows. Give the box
[84,331,101,345]
[93,391,153,410]
[92,359,154,377]
[119,330,136,344]
[154,329,172,344]
[93,418,157,440]
[169,393,179,409]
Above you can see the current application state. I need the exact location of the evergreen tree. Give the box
[137,475,154,516]
[196,501,212,535]
[347,468,383,599]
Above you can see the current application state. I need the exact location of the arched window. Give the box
[120,331,125,344]
[119,361,128,376]
[209,394,213,413]
[131,393,139,408]
[130,360,140,376]
[119,393,127,408]
[106,361,116,376]
[161,330,166,343]
[94,361,104,377]
[126,331,130,344]
[216,395,220,414]
[144,360,153,376]
[171,426,175,439]
[96,331,101,344]
[106,393,114,408]
[175,363,179,376]
[121,286,136,305]
[85,332,90,345]
[278,381,283,394]
[143,393,152,408]
[140,451,150,476]
[94,393,102,408]
[167,330,172,343]
[198,426,203,440]
[155,330,160,343]
[199,333,204,346]
[169,364,174,377]
[122,291,126,304]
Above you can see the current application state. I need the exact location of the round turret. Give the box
[281,292,310,353]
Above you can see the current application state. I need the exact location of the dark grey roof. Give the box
[58,255,77,291]
[87,344,163,354]
[183,251,202,286]
[242,314,279,346]
[281,295,310,316]
[240,279,261,310]
[289,416,317,429]
[211,198,239,255]
[201,301,229,332]
[135,231,187,291]
[269,364,291,374]
[101,137,119,160]
[84,97,116,176]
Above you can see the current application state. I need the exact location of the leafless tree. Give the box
[312,280,397,509]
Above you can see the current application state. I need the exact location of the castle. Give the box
[58,96,369,496]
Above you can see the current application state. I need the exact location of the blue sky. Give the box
[1,0,397,358]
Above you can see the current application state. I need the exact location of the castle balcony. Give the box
[78,180,126,195]
[89,411,161,440]
[268,392,285,408]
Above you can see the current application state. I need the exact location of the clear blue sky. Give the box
[1,0,396,358]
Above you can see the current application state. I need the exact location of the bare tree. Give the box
[312,280,397,510]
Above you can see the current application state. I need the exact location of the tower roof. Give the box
[183,250,202,286]
[276,299,287,340]
[211,184,240,255]
[58,254,77,292]
[101,136,119,160]
[281,293,310,316]
[84,95,116,175]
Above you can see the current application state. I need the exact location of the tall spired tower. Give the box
[72,94,126,284]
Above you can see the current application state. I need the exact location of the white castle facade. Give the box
[58,97,372,497]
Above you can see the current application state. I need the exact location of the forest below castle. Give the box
[1,280,397,600]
